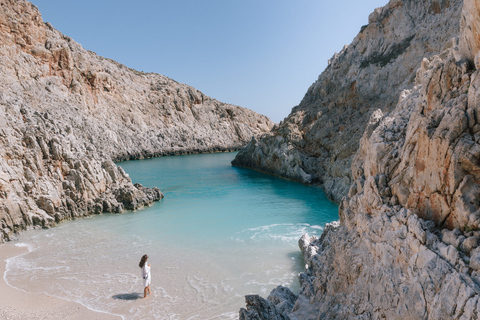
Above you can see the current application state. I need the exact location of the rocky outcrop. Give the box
[0,0,274,243]
[240,0,480,319]
[233,0,463,203]
[240,287,297,320]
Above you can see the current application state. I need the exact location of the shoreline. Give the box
[0,243,121,320]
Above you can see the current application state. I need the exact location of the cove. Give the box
[4,152,338,319]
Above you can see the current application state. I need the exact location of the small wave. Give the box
[155,286,179,304]
[235,223,324,244]
[244,272,296,287]
[187,276,220,305]
[31,265,70,272]
[222,285,233,293]
[204,311,238,320]
[184,310,238,320]
[14,242,35,251]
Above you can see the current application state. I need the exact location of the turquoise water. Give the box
[5,152,338,319]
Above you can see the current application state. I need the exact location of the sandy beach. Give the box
[0,243,121,320]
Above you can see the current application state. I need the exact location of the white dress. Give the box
[142,264,151,287]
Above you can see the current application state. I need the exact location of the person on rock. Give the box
[139,254,152,298]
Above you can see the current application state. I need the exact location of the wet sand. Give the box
[0,243,121,320]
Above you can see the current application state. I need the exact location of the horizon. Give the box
[30,0,387,123]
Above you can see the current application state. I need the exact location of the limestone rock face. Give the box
[352,54,479,230]
[233,0,462,202]
[459,0,480,67]
[0,0,273,242]
[240,1,480,319]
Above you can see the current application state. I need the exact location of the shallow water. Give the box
[5,152,338,319]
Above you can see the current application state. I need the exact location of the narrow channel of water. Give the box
[5,152,338,319]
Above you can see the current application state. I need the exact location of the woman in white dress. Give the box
[139,254,152,298]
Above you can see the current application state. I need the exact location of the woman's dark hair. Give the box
[139,254,148,268]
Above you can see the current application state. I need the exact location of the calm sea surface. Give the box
[5,152,338,319]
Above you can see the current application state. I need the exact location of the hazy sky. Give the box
[30,0,387,123]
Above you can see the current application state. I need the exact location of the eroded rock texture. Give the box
[0,0,273,242]
[240,0,480,319]
[233,0,463,203]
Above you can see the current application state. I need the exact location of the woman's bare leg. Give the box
[144,286,148,298]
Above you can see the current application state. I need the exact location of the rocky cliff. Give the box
[240,0,480,319]
[233,0,463,203]
[0,0,274,243]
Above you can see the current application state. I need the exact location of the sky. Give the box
[30,0,387,123]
